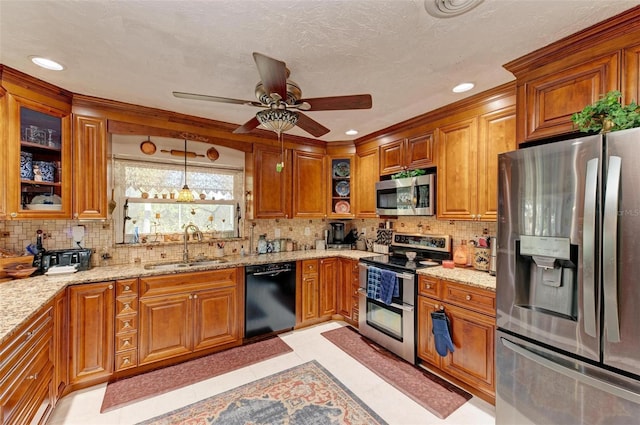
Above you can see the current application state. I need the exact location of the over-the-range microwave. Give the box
[375,174,435,216]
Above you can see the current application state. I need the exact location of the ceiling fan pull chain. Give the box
[276,131,285,173]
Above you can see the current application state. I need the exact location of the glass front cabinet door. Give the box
[4,93,72,219]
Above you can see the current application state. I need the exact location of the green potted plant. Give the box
[571,90,640,133]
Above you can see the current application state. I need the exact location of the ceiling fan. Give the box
[173,52,373,138]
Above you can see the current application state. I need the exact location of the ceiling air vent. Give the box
[424,0,484,18]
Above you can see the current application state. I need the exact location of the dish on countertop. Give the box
[334,200,350,214]
[4,264,37,279]
[333,162,350,178]
[420,260,440,267]
[335,181,350,197]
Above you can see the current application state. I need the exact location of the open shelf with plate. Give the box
[328,157,354,218]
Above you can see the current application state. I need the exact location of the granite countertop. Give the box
[1,250,494,344]
[417,266,496,292]
[0,250,374,344]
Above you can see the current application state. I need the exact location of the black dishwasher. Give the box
[245,262,296,339]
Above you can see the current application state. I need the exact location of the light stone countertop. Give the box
[0,250,494,344]
[417,266,496,291]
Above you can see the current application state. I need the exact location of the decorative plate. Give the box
[335,200,350,214]
[333,162,350,178]
[335,181,350,197]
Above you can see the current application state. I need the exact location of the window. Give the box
[113,158,243,243]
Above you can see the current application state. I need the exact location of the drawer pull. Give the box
[426,284,432,289]
[26,373,38,380]
[108,284,114,290]
[465,295,472,301]
[25,331,33,341]
[123,339,131,347]
[124,285,131,291]
[122,358,131,365]
[123,320,131,328]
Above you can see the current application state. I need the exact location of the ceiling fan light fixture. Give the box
[256,109,299,133]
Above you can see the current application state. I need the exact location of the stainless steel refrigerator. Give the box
[496,127,640,424]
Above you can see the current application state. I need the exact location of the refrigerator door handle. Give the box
[501,337,640,404]
[583,158,598,338]
[603,155,622,343]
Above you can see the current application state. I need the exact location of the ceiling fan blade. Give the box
[233,116,261,134]
[298,94,373,111]
[296,112,330,137]
[253,52,287,100]
[173,91,262,107]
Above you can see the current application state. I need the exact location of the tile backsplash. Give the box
[0,216,495,266]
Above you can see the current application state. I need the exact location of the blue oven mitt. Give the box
[431,311,455,357]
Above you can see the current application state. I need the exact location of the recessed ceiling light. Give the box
[452,82,474,93]
[345,129,359,136]
[30,56,65,71]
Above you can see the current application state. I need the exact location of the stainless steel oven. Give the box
[358,233,452,364]
[358,263,416,363]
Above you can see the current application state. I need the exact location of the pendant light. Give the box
[176,139,195,202]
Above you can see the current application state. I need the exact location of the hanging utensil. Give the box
[160,149,204,158]
[108,155,117,215]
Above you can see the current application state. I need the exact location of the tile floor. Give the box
[48,321,496,425]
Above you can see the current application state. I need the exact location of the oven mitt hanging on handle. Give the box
[431,311,455,357]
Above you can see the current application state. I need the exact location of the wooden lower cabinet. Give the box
[0,301,55,425]
[337,258,359,326]
[68,281,115,388]
[417,276,496,403]
[138,269,241,366]
[298,258,338,327]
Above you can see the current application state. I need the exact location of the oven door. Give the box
[358,263,416,363]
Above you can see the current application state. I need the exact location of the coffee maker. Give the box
[327,222,354,249]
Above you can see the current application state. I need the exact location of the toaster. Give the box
[38,248,92,274]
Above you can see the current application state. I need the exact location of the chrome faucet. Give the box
[183,223,203,262]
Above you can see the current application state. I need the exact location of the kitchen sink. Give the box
[143,258,228,270]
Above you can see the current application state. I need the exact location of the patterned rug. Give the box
[136,360,388,425]
[321,326,471,419]
[101,337,293,412]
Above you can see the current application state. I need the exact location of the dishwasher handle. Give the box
[250,269,292,276]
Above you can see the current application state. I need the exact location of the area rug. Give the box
[136,360,388,425]
[321,326,471,419]
[101,336,293,413]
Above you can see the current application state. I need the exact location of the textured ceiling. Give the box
[0,0,637,142]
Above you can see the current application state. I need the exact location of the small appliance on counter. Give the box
[327,222,357,249]
[38,248,92,274]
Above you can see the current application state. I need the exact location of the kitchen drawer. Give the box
[115,350,138,372]
[140,268,237,298]
[115,315,138,334]
[116,278,138,297]
[301,259,318,275]
[442,280,496,316]
[115,332,138,353]
[0,305,53,381]
[418,275,440,298]
[116,296,138,316]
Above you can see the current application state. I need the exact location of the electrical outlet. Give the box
[362,228,367,236]
[304,227,311,236]
[274,228,281,238]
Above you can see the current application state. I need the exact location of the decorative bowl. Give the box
[4,264,37,279]
[405,251,417,261]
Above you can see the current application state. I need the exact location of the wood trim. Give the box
[504,6,640,76]
[0,65,73,111]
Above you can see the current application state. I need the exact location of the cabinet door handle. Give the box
[189,294,193,299]
[193,294,198,299]
[426,284,431,289]
[108,284,114,290]
[26,373,38,380]
[122,358,131,365]
[465,295,472,301]
[477,214,482,221]
[25,331,34,341]
[124,285,131,291]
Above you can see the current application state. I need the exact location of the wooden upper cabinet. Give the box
[293,150,326,217]
[354,146,379,218]
[253,144,292,219]
[437,118,478,220]
[623,43,640,105]
[476,106,516,221]
[327,154,355,219]
[521,53,619,141]
[379,132,435,175]
[73,115,108,219]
